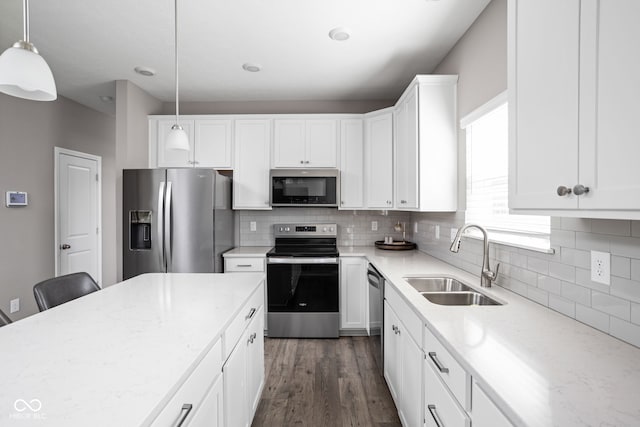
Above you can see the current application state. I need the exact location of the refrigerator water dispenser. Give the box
[130,211,152,250]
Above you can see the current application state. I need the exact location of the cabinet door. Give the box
[188,374,224,427]
[383,301,400,403]
[399,332,423,427]
[394,93,418,210]
[471,381,512,427]
[234,120,272,209]
[365,112,394,209]
[273,120,306,167]
[194,119,233,168]
[508,0,580,209]
[156,119,195,168]
[223,336,248,427]
[578,0,640,210]
[246,307,265,421]
[339,120,365,209]
[340,258,367,330]
[306,120,338,167]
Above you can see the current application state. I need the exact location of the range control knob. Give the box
[322,227,327,232]
[330,227,334,232]
[285,227,290,232]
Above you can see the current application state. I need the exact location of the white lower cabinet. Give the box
[384,295,423,427]
[340,257,367,332]
[424,357,470,427]
[471,381,513,427]
[188,374,224,427]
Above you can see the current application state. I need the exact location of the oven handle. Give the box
[267,257,339,265]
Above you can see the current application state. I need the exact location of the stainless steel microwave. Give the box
[270,169,340,207]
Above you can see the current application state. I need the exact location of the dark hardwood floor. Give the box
[252,337,402,427]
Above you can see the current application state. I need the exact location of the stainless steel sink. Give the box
[403,277,473,293]
[403,276,503,306]
[419,291,501,306]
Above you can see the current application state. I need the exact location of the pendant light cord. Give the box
[23,0,29,43]
[174,0,180,125]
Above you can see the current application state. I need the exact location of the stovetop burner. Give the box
[268,223,338,258]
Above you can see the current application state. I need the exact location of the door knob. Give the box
[573,184,590,195]
[60,244,71,250]
[556,186,572,196]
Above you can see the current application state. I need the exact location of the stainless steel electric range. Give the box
[266,223,339,338]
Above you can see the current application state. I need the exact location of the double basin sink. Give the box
[403,277,502,306]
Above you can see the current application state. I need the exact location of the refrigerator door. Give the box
[213,172,234,272]
[166,168,215,273]
[123,169,167,279]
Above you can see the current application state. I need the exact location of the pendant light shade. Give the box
[167,0,189,151]
[0,0,57,101]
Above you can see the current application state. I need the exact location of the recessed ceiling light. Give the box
[242,63,262,73]
[329,27,351,41]
[99,95,114,103]
[134,66,156,77]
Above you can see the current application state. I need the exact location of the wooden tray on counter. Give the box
[374,240,417,251]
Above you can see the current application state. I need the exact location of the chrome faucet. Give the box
[450,224,500,287]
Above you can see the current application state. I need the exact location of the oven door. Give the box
[266,257,339,313]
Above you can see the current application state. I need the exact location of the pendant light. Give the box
[0,0,57,101]
[165,0,190,151]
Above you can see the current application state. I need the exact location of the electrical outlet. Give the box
[371,221,378,231]
[435,225,440,240]
[10,298,19,313]
[450,228,458,242]
[413,222,418,233]
[591,251,611,285]
[249,221,257,232]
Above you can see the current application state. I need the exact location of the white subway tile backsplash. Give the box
[560,217,592,232]
[509,266,538,286]
[561,282,591,306]
[610,236,640,259]
[504,278,528,297]
[549,262,576,282]
[632,259,640,282]
[610,318,640,348]
[632,303,640,326]
[550,217,562,229]
[632,221,640,238]
[575,268,611,293]
[575,232,610,252]
[576,305,610,334]
[591,219,631,236]
[591,292,631,321]
[538,275,562,295]
[549,295,576,318]
[550,229,576,248]
[611,256,631,279]
[610,276,640,304]
[527,257,549,275]
[527,286,549,306]
[560,247,590,269]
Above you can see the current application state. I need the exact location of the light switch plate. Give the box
[591,251,611,285]
[250,221,257,232]
[435,225,440,240]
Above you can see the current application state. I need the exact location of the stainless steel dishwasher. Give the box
[367,263,384,375]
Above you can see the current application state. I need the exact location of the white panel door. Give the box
[273,120,306,167]
[234,120,272,209]
[400,332,423,427]
[195,119,233,168]
[246,306,265,421]
[578,0,640,210]
[306,120,338,167]
[340,258,367,330]
[339,119,364,209]
[188,375,224,427]
[508,0,580,209]
[156,119,195,167]
[223,334,248,427]
[384,301,400,403]
[57,151,100,284]
[403,90,419,209]
[365,112,393,209]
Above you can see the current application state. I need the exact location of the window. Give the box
[461,92,550,252]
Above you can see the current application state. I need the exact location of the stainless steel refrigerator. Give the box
[123,168,233,280]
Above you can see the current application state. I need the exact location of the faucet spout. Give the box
[449,224,499,288]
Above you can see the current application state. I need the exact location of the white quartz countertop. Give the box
[338,246,640,426]
[223,247,271,257]
[0,273,264,427]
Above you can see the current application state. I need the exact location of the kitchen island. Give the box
[0,273,265,427]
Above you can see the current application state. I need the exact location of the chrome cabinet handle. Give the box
[556,186,572,196]
[60,244,71,250]
[245,307,257,320]
[427,404,444,427]
[176,404,193,427]
[573,184,590,195]
[236,264,253,268]
[248,332,257,344]
[428,352,449,374]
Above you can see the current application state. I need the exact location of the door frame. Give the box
[54,147,103,285]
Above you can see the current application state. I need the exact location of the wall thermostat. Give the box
[6,191,28,207]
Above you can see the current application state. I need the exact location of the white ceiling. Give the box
[0,0,491,116]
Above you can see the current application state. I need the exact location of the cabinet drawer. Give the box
[223,281,265,360]
[471,381,513,427]
[424,326,471,410]
[225,257,265,272]
[151,339,222,426]
[385,284,422,346]
[424,356,470,427]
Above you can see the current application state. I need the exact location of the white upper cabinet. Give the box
[233,120,272,210]
[365,109,394,209]
[393,75,458,212]
[339,119,365,209]
[273,119,338,168]
[509,0,640,218]
[150,117,233,169]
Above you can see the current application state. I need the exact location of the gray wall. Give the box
[115,80,163,281]
[0,93,116,320]
[411,0,640,348]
